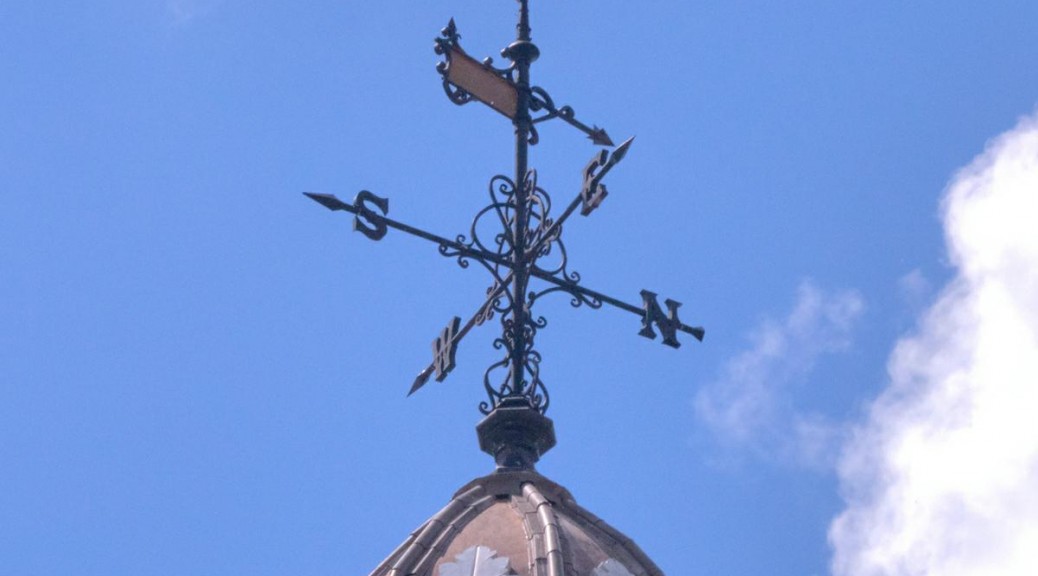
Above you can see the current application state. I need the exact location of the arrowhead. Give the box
[588,127,614,147]
[611,136,635,163]
[408,368,433,396]
[303,192,349,211]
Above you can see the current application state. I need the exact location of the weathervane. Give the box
[306,0,703,420]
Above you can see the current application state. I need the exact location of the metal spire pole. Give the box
[508,0,536,398]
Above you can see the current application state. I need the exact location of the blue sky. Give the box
[3,2,1038,575]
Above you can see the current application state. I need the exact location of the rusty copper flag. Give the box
[444,46,518,119]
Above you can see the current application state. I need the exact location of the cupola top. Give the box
[368,469,662,576]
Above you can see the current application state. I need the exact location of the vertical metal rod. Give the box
[510,0,533,396]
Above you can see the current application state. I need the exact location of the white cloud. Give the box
[830,110,1038,576]
[897,269,932,310]
[694,281,863,467]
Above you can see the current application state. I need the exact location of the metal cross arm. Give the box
[303,191,513,271]
[527,268,706,347]
[528,87,614,147]
[516,136,703,349]
[408,273,513,396]
[525,137,634,262]
[402,134,701,401]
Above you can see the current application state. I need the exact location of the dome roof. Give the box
[368,469,663,576]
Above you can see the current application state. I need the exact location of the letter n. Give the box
[639,290,682,348]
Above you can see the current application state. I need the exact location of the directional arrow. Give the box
[409,275,513,396]
[558,106,614,146]
[526,137,634,259]
[304,191,515,267]
[528,96,616,147]
[527,267,707,344]
[304,192,352,211]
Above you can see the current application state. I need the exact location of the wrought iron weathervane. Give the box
[306,0,703,419]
